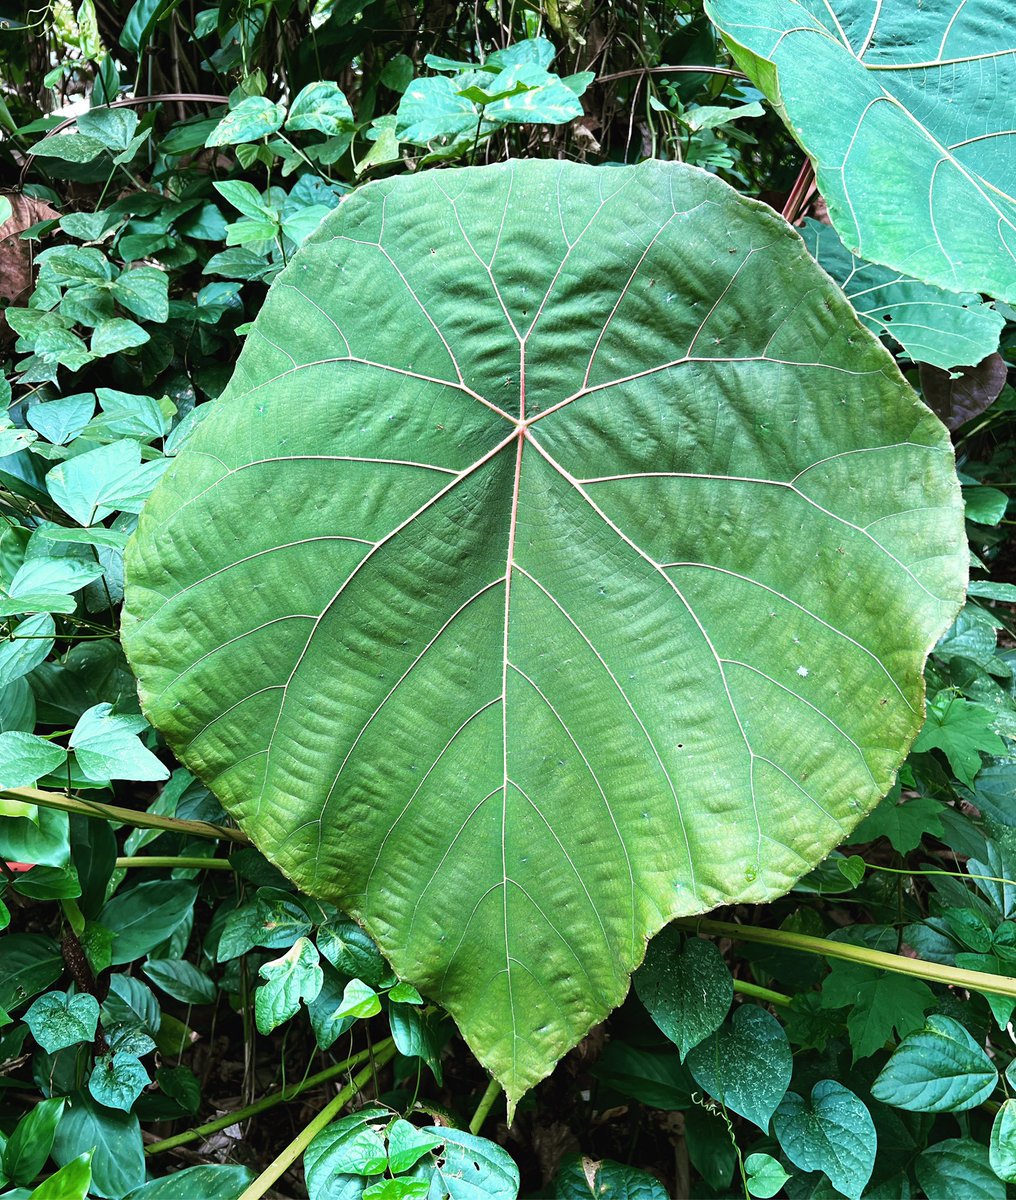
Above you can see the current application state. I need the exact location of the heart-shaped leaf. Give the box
[122,159,965,1107]
[706,0,1016,302]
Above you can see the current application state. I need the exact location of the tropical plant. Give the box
[0,1,1013,1198]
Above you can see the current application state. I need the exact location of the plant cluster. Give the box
[0,2,1014,1199]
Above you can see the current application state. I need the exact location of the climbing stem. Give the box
[115,856,235,871]
[680,917,1016,999]
[469,1077,503,1135]
[148,1040,395,1156]
[236,1040,397,1200]
[2,786,248,844]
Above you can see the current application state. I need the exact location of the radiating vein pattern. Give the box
[706,0,1016,302]
[122,159,966,1106]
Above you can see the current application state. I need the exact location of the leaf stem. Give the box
[145,1039,394,1155]
[468,1077,502,1135]
[731,979,792,1007]
[679,917,1016,999]
[2,786,249,844]
[235,1041,397,1200]
[115,855,235,871]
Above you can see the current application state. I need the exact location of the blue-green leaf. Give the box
[773,1081,875,1200]
[687,1004,792,1130]
[24,991,100,1054]
[871,1014,998,1112]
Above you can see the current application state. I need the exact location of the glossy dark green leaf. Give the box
[98,881,197,964]
[122,159,965,1106]
[3,1097,65,1186]
[51,1095,146,1200]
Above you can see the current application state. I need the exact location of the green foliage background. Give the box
[0,2,1014,1198]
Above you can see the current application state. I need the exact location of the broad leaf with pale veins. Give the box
[706,0,1016,301]
[122,159,965,1106]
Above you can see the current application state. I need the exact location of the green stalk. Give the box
[146,1040,393,1155]
[115,856,235,871]
[681,917,1016,999]
[3,786,248,844]
[236,1041,398,1200]
[731,979,792,1007]
[468,1077,502,1135]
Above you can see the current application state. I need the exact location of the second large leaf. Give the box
[122,160,965,1106]
[706,0,1016,302]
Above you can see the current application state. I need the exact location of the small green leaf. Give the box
[24,991,100,1053]
[362,1180,429,1200]
[91,318,149,358]
[70,703,168,782]
[304,1105,390,1183]
[255,937,324,1033]
[111,267,169,323]
[819,962,934,1062]
[964,486,1009,527]
[687,1004,792,1130]
[0,730,68,789]
[317,920,391,987]
[0,613,56,687]
[47,439,170,525]
[335,976,381,1020]
[31,134,108,163]
[914,696,1006,787]
[848,791,944,855]
[286,82,355,136]
[27,395,95,445]
[744,1153,791,1199]
[634,930,732,1060]
[29,1151,92,1200]
[773,1081,875,1200]
[837,854,865,888]
[206,97,286,146]
[88,1052,151,1112]
[388,982,423,1005]
[0,557,104,617]
[77,108,139,153]
[871,1014,998,1112]
[0,933,63,1013]
[3,1096,65,1186]
[386,1120,443,1174]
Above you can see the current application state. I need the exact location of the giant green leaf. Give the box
[705,0,1016,301]
[122,159,965,1108]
